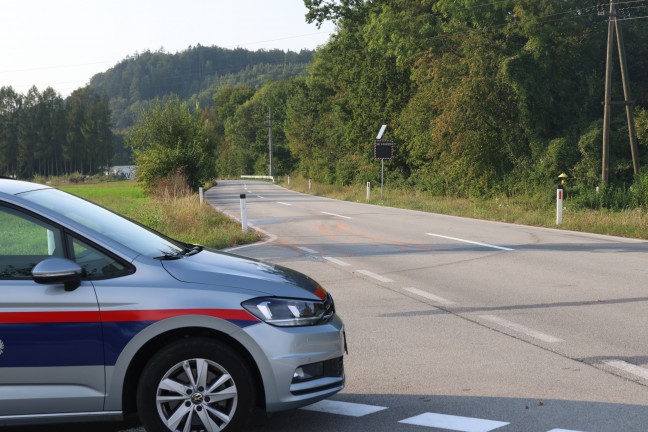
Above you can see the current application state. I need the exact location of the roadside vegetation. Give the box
[280,175,648,240]
[55,177,259,249]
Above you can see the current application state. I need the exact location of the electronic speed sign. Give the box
[374,139,394,160]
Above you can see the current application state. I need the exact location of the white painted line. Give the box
[547,429,585,432]
[399,412,509,431]
[324,257,351,267]
[256,195,265,199]
[276,201,292,206]
[480,315,564,343]
[301,400,387,417]
[426,233,514,251]
[604,360,648,381]
[404,287,456,305]
[321,211,353,220]
[357,270,393,283]
[298,246,319,254]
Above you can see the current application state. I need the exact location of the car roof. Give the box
[0,178,52,196]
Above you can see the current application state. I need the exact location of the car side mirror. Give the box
[32,257,83,291]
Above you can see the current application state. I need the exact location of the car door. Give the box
[0,204,105,416]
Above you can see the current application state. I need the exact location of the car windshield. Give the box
[19,188,187,258]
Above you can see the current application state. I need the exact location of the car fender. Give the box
[103,313,273,411]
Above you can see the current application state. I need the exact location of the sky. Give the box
[0,0,336,97]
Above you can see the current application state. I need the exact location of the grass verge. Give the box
[60,181,260,249]
[279,176,648,240]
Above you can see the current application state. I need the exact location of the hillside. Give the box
[88,45,313,129]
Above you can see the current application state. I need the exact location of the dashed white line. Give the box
[301,400,387,417]
[321,211,353,219]
[547,429,586,432]
[426,233,514,251]
[604,360,648,381]
[480,315,564,343]
[298,246,319,254]
[256,195,265,199]
[276,201,292,206]
[324,256,351,266]
[357,270,393,283]
[399,412,509,431]
[404,287,456,306]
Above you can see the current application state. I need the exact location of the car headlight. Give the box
[242,295,334,327]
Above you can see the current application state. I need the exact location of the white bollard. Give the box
[556,188,564,225]
[366,181,371,200]
[199,187,204,205]
[308,178,312,191]
[287,175,290,185]
[240,194,248,232]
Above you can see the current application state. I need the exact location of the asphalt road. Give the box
[10,180,648,432]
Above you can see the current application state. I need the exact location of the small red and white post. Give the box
[556,187,564,225]
[366,181,371,200]
[240,193,248,232]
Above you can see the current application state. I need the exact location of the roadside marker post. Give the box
[309,178,312,191]
[556,187,564,225]
[240,194,248,232]
[199,187,204,205]
[366,181,371,201]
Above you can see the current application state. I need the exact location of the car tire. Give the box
[136,337,255,432]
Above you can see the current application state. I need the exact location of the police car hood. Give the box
[161,248,324,300]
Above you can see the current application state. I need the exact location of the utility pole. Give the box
[267,107,274,178]
[601,0,640,185]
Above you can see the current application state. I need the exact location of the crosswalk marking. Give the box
[399,412,509,431]
[300,400,387,417]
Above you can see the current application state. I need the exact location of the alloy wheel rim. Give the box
[155,358,238,432]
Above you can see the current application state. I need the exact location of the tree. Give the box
[126,96,215,191]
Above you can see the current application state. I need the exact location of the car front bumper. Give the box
[244,314,346,412]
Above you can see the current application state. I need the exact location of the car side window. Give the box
[0,205,64,279]
[70,236,128,279]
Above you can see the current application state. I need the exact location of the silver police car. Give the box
[0,178,346,432]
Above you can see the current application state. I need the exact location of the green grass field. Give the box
[60,181,260,249]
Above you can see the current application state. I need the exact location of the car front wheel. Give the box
[136,338,254,432]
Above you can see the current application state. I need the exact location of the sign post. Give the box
[556,187,564,225]
[240,194,248,232]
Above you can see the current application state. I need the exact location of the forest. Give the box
[2,0,648,206]
[0,86,112,178]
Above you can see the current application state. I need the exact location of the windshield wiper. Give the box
[156,245,203,260]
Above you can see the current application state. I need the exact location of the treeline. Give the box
[89,46,313,129]
[0,86,112,178]
[212,0,648,199]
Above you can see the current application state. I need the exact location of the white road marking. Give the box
[480,315,564,343]
[357,270,393,283]
[277,201,292,206]
[298,246,319,254]
[324,256,351,267]
[547,429,586,432]
[604,360,648,381]
[399,412,509,431]
[301,400,387,417]
[321,211,353,219]
[426,233,514,251]
[256,195,265,199]
[404,287,456,305]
